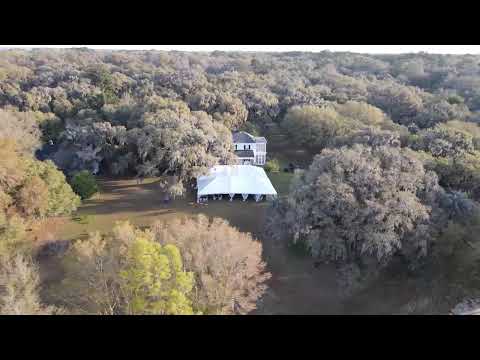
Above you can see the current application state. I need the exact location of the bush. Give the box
[70,171,98,200]
[72,214,94,224]
[264,159,280,172]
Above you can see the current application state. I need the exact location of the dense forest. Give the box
[2,48,480,314]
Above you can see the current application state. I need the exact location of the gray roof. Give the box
[234,150,255,158]
[233,131,256,143]
[232,131,267,144]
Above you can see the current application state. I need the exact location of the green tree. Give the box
[281,105,358,151]
[264,159,280,172]
[24,159,80,216]
[120,238,195,315]
[87,65,120,104]
[334,101,387,127]
[70,171,99,200]
[58,221,196,315]
[0,139,79,229]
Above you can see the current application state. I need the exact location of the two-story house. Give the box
[232,131,267,166]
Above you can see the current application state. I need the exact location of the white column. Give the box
[242,194,249,201]
[229,193,235,201]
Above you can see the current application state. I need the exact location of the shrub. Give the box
[264,159,280,172]
[72,214,94,225]
[70,171,98,200]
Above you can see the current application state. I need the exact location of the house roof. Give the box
[232,131,268,144]
[232,131,256,143]
[234,150,255,158]
[197,165,277,197]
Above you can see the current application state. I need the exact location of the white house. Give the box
[197,165,277,202]
[232,131,267,166]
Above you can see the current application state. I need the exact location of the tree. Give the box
[86,64,121,104]
[0,213,27,258]
[16,175,49,218]
[186,90,248,130]
[443,120,480,150]
[151,215,271,315]
[241,88,280,124]
[420,211,480,311]
[368,81,423,124]
[24,158,80,217]
[0,253,59,315]
[333,126,402,148]
[53,121,127,176]
[70,171,98,200]
[431,152,480,200]
[413,123,475,158]
[0,109,42,155]
[119,238,195,315]
[281,105,358,151]
[127,106,236,192]
[58,221,196,315]
[267,144,442,270]
[334,101,387,127]
[264,159,280,172]
[0,139,79,220]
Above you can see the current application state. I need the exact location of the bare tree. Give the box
[0,254,60,315]
[151,215,271,314]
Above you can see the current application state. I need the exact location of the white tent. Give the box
[197,165,277,202]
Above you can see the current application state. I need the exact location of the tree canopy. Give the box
[56,218,270,315]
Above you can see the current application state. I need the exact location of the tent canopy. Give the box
[197,165,277,198]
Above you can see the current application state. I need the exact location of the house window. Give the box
[244,145,247,150]
[248,145,251,150]
[235,144,237,150]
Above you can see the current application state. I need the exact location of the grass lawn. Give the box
[267,171,295,197]
[38,149,416,314]
[57,172,295,243]
[41,173,347,315]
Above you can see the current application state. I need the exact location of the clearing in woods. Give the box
[37,135,413,314]
[38,174,347,314]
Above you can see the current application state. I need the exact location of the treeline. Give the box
[0,114,80,314]
[1,49,480,188]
